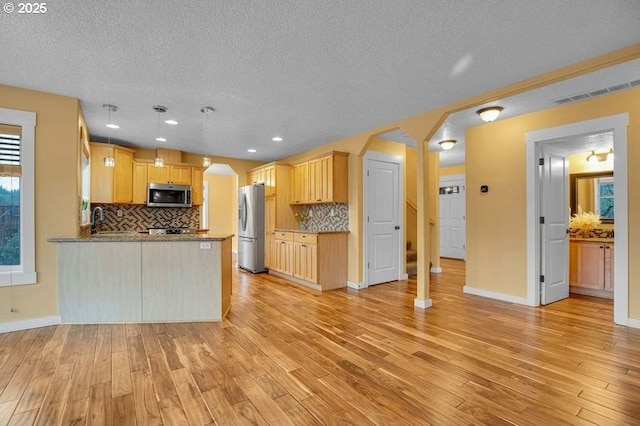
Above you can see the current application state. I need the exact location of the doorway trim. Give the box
[525,113,629,326]
[363,151,405,287]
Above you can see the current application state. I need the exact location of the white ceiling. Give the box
[1,1,639,162]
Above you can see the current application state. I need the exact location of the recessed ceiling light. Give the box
[272,136,283,142]
[105,123,119,129]
[247,149,257,153]
[165,119,178,125]
[156,137,167,142]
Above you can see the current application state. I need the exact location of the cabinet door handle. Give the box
[599,246,604,249]
[605,246,610,249]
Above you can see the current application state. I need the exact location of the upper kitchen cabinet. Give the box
[170,165,192,185]
[90,142,135,204]
[132,161,148,204]
[290,151,348,205]
[147,164,192,185]
[191,167,203,206]
[246,163,279,198]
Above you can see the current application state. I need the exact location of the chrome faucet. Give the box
[91,206,105,234]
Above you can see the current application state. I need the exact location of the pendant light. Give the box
[200,106,214,168]
[102,104,117,167]
[153,105,166,167]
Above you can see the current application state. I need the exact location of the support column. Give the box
[415,139,432,308]
[429,152,442,273]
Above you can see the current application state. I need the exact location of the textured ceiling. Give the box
[1,1,639,162]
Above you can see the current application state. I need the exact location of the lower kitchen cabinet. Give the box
[270,231,347,291]
[273,232,294,275]
[569,239,614,298]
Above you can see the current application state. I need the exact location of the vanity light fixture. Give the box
[102,104,117,167]
[152,105,167,167]
[438,139,457,150]
[587,148,614,163]
[200,106,215,168]
[476,106,504,122]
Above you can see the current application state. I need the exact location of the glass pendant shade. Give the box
[203,156,211,167]
[104,156,115,167]
[154,157,164,168]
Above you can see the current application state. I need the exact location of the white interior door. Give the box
[439,175,466,259]
[540,145,569,305]
[365,156,401,285]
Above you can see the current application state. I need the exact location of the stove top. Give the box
[148,227,197,235]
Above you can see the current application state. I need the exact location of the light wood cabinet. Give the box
[170,165,192,185]
[569,240,614,297]
[90,142,135,204]
[132,161,148,204]
[191,167,203,206]
[147,164,192,185]
[290,151,348,204]
[264,196,275,268]
[293,233,318,283]
[270,231,347,291]
[263,165,276,197]
[247,168,265,186]
[290,161,309,204]
[273,232,294,275]
[248,163,297,268]
[147,164,170,183]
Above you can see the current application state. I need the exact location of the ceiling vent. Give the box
[552,79,640,105]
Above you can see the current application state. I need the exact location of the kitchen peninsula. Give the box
[49,233,233,323]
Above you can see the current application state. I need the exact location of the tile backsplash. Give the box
[298,203,349,232]
[91,204,200,232]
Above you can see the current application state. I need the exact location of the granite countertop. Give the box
[274,228,350,234]
[570,237,614,243]
[49,232,234,243]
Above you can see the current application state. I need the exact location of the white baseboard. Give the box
[463,285,529,305]
[627,317,640,329]
[414,298,433,309]
[347,281,367,290]
[0,315,61,333]
[430,266,442,273]
[400,273,409,280]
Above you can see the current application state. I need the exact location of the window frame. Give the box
[0,107,36,286]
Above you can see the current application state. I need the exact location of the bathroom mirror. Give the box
[570,171,614,223]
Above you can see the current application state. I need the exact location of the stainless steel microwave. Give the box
[147,183,192,208]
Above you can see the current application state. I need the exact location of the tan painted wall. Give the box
[0,84,80,323]
[440,164,466,176]
[204,173,238,251]
[466,87,640,317]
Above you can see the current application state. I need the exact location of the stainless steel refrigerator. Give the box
[238,184,266,273]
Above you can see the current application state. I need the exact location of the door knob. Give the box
[394,225,400,230]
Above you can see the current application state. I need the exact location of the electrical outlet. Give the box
[330,208,335,217]
[308,210,313,217]
[117,209,123,217]
[200,242,212,249]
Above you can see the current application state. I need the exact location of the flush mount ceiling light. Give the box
[438,139,457,150]
[102,104,117,167]
[153,105,167,167]
[272,136,283,142]
[247,148,257,153]
[200,106,215,168]
[164,119,178,125]
[476,106,504,122]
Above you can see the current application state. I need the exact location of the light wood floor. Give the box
[2,258,640,425]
